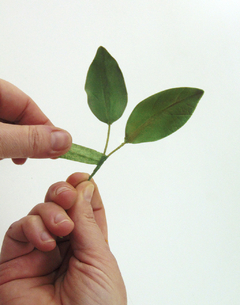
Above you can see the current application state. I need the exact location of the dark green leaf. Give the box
[125,87,204,144]
[59,143,104,164]
[85,46,127,124]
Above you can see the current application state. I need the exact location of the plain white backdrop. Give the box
[0,1,239,304]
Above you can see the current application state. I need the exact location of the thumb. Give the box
[0,123,72,159]
[68,182,108,260]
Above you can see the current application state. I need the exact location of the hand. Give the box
[0,173,127,305]
[0,79,72,164]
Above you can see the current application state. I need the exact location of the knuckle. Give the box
[28,126,41,156]
[25,215,39,226]
[82,212,96,225]
[29,203,45,215]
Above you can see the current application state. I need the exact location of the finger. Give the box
[44,181,78,210]
[89,178,108,242]
[0,122,72,159]
[66,172,90,187]
[67,172,108,241]
[12,158,27,165]
[0,79,52,125]
[0,215,56,263]
[67,182,109,263]
[29,202,74,238]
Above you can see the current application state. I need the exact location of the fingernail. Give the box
[54,213,70,224]
[56,186,72,195]
[83,184,94,202]
[51,131,71,151]
[41,231,54,242]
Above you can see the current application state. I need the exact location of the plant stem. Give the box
[88,155,108,180]
[107,142,126,158]
[103,124,111,155]
[88,141,126,180]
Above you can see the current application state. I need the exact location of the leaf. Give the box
[125,87,204,144]
[59,143,104,165]
[85,46,128,124]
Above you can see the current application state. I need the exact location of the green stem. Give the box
[107,142,126,158]
[88,155,108,180]
[88,141,126,180]
[103,124,111,155]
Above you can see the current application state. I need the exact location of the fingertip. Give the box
[55,186,77,210]
[38,232,56,252]
[66,172,90,187]
[50,129,72,154]
[41,231,55,242]
[53,216,74,239]
[24,216,57,252]
[12,158,27,165]
[45,182,77,210]
[29,202,74,240]
[55,185,76,196]
[82,183,95,203]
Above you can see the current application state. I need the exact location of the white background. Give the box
[0,1,239,304]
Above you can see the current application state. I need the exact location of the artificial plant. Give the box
[60,46,204,179]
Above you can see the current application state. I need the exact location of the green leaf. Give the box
[85,46,128,124]
[125,87,204,144]
[59,143,104,165]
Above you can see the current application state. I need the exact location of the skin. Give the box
[0,80,126,303]
[0,79,72,164]
[0,172,127,305]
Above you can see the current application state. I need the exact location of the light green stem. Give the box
[103,124,111,155]
[88,141,126,180]
[107,142,126,158]
[88,155,108,180]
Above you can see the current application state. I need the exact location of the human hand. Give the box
[0,79,72,164]
[0,173,127,305]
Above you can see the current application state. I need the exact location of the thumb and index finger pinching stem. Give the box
[67,180,109,257]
